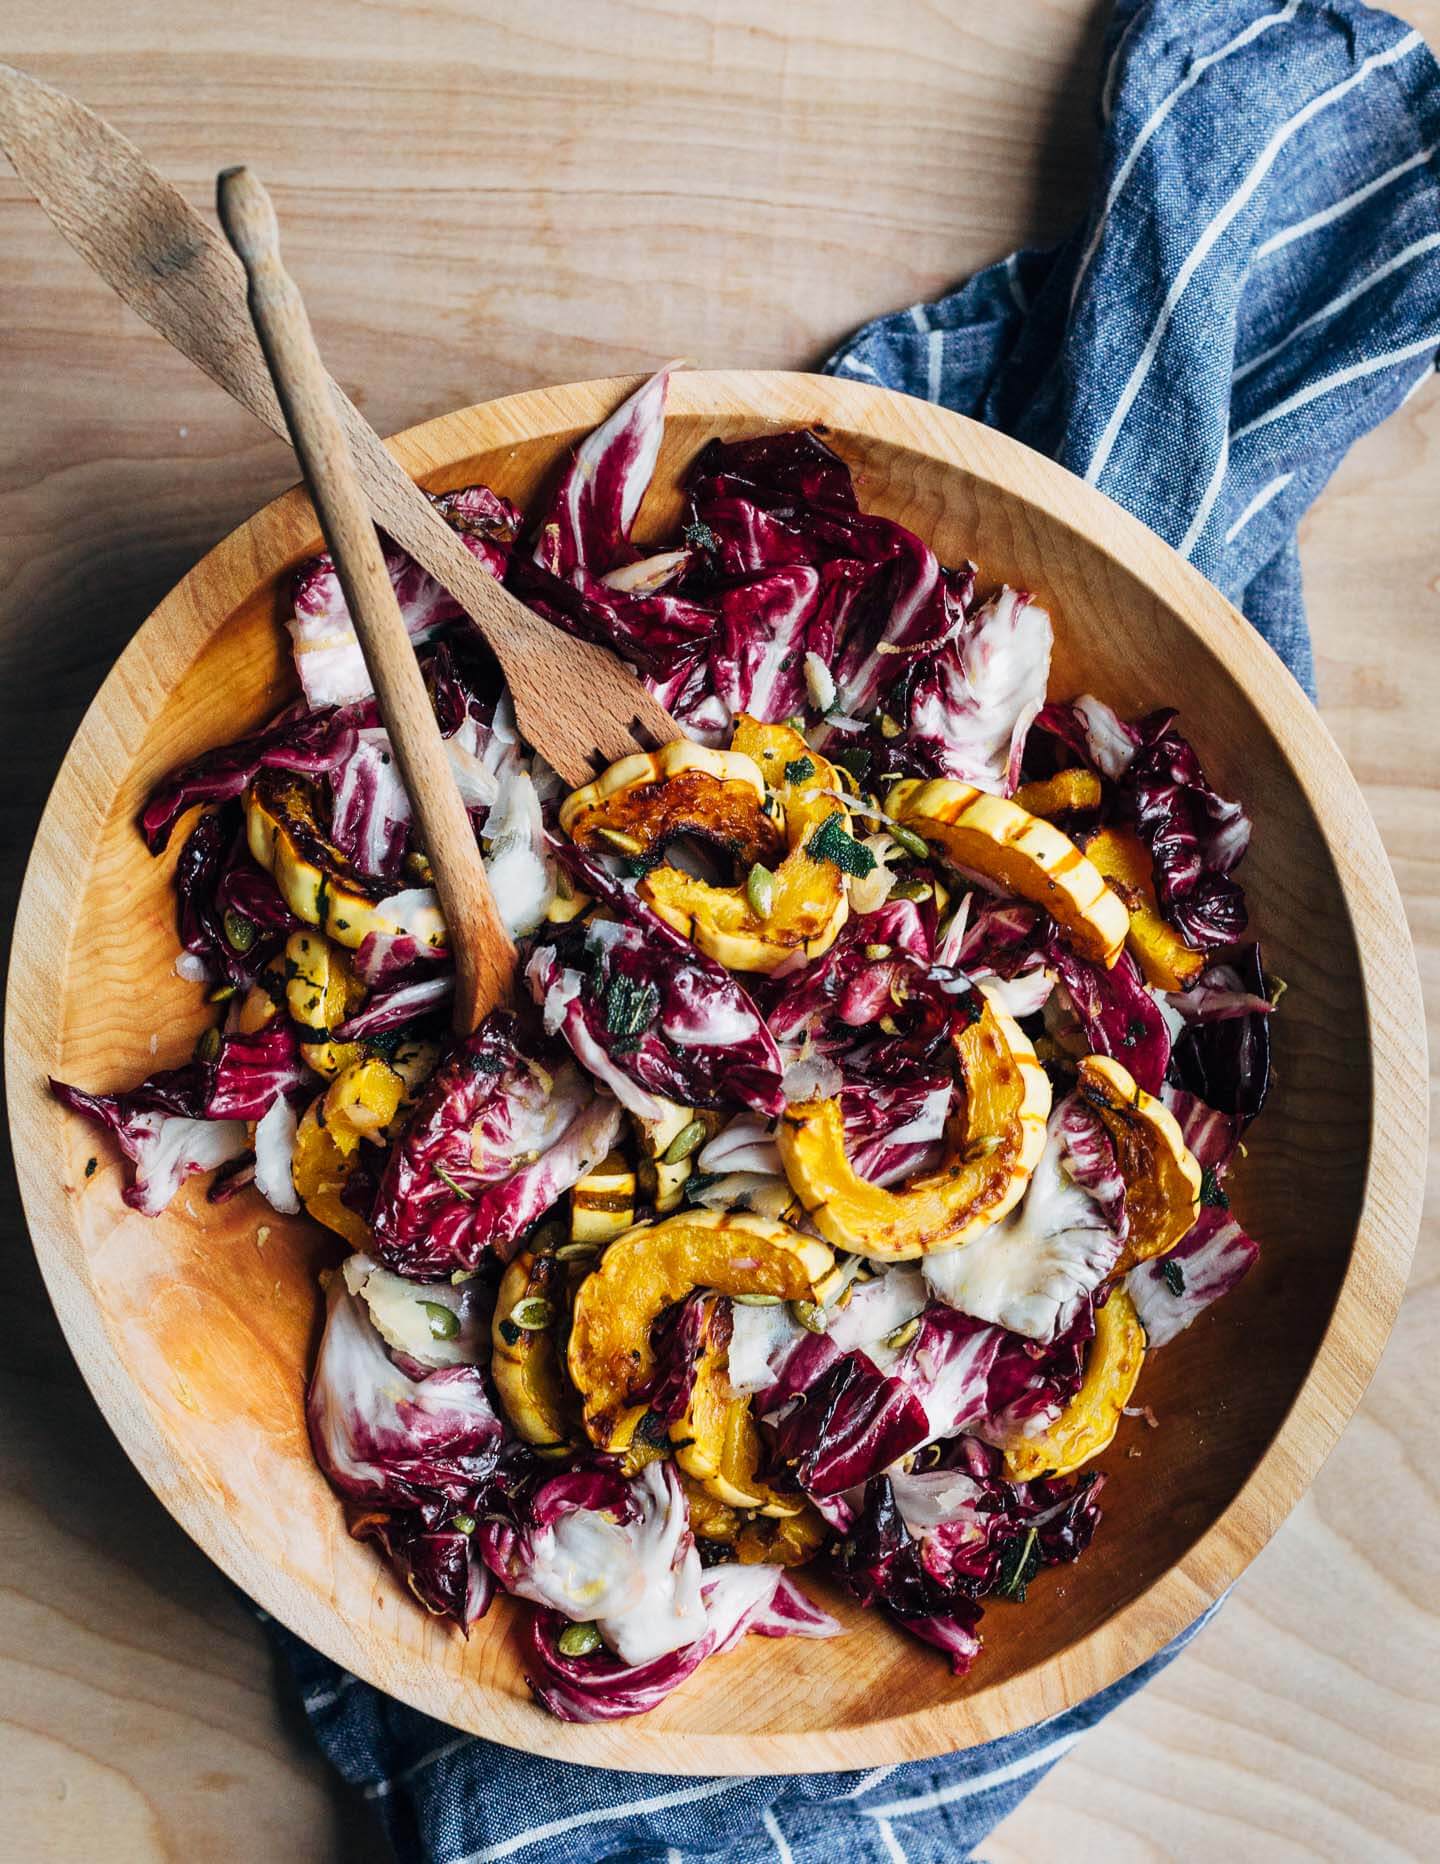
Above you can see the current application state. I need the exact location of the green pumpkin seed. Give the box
[887,822,930,861]
[207,982,237,1004]
[421,1301,460,1340]
[890,878,933,903]
[863,943,893,961]
[557,1621,602,1657]
[746,862,776,920]
[596,826,646,856]
[450,1512,476,1535]
[732,1292,783,1307]
[222,908,257,953]
[883,1316,921,1351]
[509,1295,556,1331]
[878,712,903,740]
[966,1133,1004,1159]
[194,1025,222,1064]
[555,1239,601,1261]
[662,1118,708,1165]
[790,1299,829,1334]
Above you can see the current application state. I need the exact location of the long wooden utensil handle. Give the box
[216,166,513,1035]
[0,63,681,785]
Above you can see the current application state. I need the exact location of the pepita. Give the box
[509,1295,556,1331]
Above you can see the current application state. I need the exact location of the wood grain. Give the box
[218,163,515,1031]
[1,1,1436,1856]
[0,57,683,789]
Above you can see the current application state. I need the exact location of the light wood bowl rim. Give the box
[6,370,1427,1773]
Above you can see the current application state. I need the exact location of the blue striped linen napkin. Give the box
[267,2,1440,1857]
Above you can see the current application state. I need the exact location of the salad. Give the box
[53,370,1272,1722]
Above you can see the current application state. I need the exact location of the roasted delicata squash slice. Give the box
[672,1300,803,1517]
[245,771,445,955]
[291,1098,372,1249]
[491,1249,584,1452]
[886,777,1128,967]
[777,995,1051,1260]
[1000,1288,1145,1480]
[1082,826,1207,991]
[640,717,851,971]
[567,1210,834,1452]
[638,1150,693,1214]
[285,931,367,1035]
[1011,768,1104,820]
[322,1057,406,1154]
[570,1149,638,1243]
[1077,1055,1202,1271]
[559,740,783,867]
[735,1502,829,1568]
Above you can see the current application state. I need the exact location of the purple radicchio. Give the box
[51,1075,249,1216]
[1029,693,1142,782]
[288,485,519,710]
[1160,1084,1245,1174]
[50,1025,313,1217]
[351,1507,495,1629]
[526,853,784,1120]
[306,1273,505,1510]
[1126,712,1251,949]
[979,1300,1096,1443]
[480,1462,706,1667]
[140,702,364,855]
[1126,1208,1259,1348]
[901,587,1052,793]
[370,1011,624,1277]
[174,806,299,987]
[922,1094,1124,1344]
[765,900,980,1093]
[521,1563,840,1723]
[831,1440,1103,1672]
[1169,946,1272,1123]
[762,1298,1002,1498]
[1046,939,1171,1096]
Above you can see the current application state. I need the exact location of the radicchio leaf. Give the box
[51,1077,249,1216]
[830,1441,1103,1671]
[763,1305,1001,1497]
[480,1462,705,1668]
[1169,946,1272,1123]
[526,855,784,1119]
[903,587,1052,793]
[351,1509,494,1628]
[1126,1208,1259,1348]
[306,1274,505,1509]
[288,488,518,710]
[922,1095,1123,1343]
[1127,713,1251,949]
[174,806,298,987]
[1047,939,1170,1096]
[371,1011,623,1277]
[520,1562,839,1723]
[141,703,363,854]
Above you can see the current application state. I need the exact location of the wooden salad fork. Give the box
[0,61,681,786]
[217,167,514,1033]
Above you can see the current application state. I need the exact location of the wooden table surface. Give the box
[3,2,1436,1857]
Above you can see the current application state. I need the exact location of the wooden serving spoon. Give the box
[217,166,514,1035]
[0,62,681,787]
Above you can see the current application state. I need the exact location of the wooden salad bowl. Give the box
[6,371,1426,1773]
